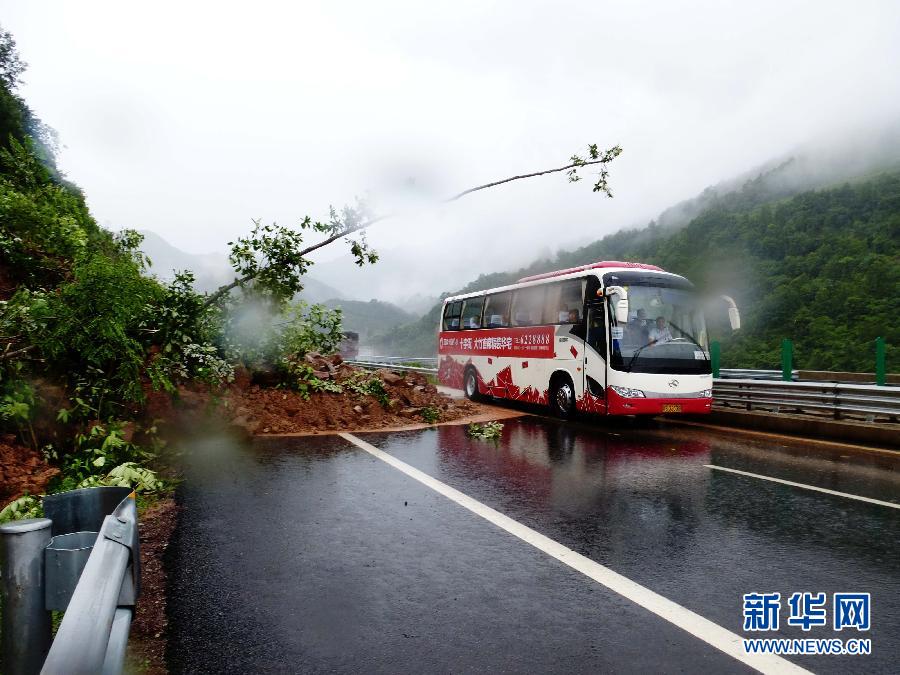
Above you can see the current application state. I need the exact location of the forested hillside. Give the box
[375,167,900,372]
[324,298,413,343]
[0,27,358,516]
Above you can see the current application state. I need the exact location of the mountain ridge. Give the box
[372,163,900,371]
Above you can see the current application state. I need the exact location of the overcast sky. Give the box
[5,1,900,301]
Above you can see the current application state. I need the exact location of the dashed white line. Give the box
[705,464,900,509]
[340,432,809,675]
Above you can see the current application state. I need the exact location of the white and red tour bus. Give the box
[437,261,740,418]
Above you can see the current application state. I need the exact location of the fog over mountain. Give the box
[137,231,346,304]
[5,1,900,305]
[309,126,900,302]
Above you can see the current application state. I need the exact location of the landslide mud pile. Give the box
[222,355,481,435]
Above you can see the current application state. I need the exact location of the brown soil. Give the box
[0,434,59,504]
[127,497,180,675]
[260,405,525,437]
[209,366,490,436]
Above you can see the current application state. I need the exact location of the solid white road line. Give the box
[705,464,900,510]
[339,432,808,675]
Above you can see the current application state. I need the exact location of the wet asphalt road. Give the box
[166,417,900,673]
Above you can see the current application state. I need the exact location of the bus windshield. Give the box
[605,273,710,375]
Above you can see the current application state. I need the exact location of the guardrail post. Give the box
[832,383,841,420]
[1,517,53,675]
[875,336,886,386]
[710,341,720,379]
[781,339,793,382]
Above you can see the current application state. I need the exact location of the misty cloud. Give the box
[5,0,900,302]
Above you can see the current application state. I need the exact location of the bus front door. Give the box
[583,302,607,406]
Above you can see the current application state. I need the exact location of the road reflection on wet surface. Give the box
[167,417,899,674]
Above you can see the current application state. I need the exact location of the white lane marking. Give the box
[706,464,900,510]
[340,432,807,674]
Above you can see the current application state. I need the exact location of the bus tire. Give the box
[549,374,576,420]
[464,367,481,402]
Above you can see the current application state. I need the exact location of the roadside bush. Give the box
[0,494,42,523]
[276,301,344,359]
[225,299,343,366]
[467,421,504,440]
[75,462,162,494]
[43,251,162,407]
[279,359,342,399]
[419,405,441,424]
[144,271,233,393]
[344,371,390,407]
[0,377,37,448]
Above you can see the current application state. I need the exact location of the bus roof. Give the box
[517,260,663,283]
[444,262,681,304]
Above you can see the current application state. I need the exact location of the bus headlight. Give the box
[611,386,645,398]
[700,389,712,398]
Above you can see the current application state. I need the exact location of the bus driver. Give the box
[649,316,673,344]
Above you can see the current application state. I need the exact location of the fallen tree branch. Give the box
[203,147,621,308]
[443,155,617,202]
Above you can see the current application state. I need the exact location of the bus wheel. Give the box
[550,376,575,419]
[464,368,481,401]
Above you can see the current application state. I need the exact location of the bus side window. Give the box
[543,283,561,324]
[543,280,585,324]
[483,292,512,328]
[442,301,462,331]
[461,297,485,329]
[511,286,545,326]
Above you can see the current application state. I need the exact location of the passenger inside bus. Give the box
[567,308,580,323]
[514,310,533,326]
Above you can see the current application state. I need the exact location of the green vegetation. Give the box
[0,28,353,516]
[419,405,441,424]
[343,371,391,407]
[467,421,504,440]
[377,165,900,372]
[0,493,42,523]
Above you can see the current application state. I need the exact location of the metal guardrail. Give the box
[360,356,438,367]
[713,379,900,422]
[718,368,799,381]
[0,486,140,675]
[346,359,439,376]
[349,358,898,423]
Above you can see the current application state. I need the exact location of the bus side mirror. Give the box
[605,286,629,323]
[721,295,741,331]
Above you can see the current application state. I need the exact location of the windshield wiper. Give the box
[668,319,707,358]
[625,340,655,372]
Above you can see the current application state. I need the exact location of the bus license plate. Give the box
[662,404,682,413]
